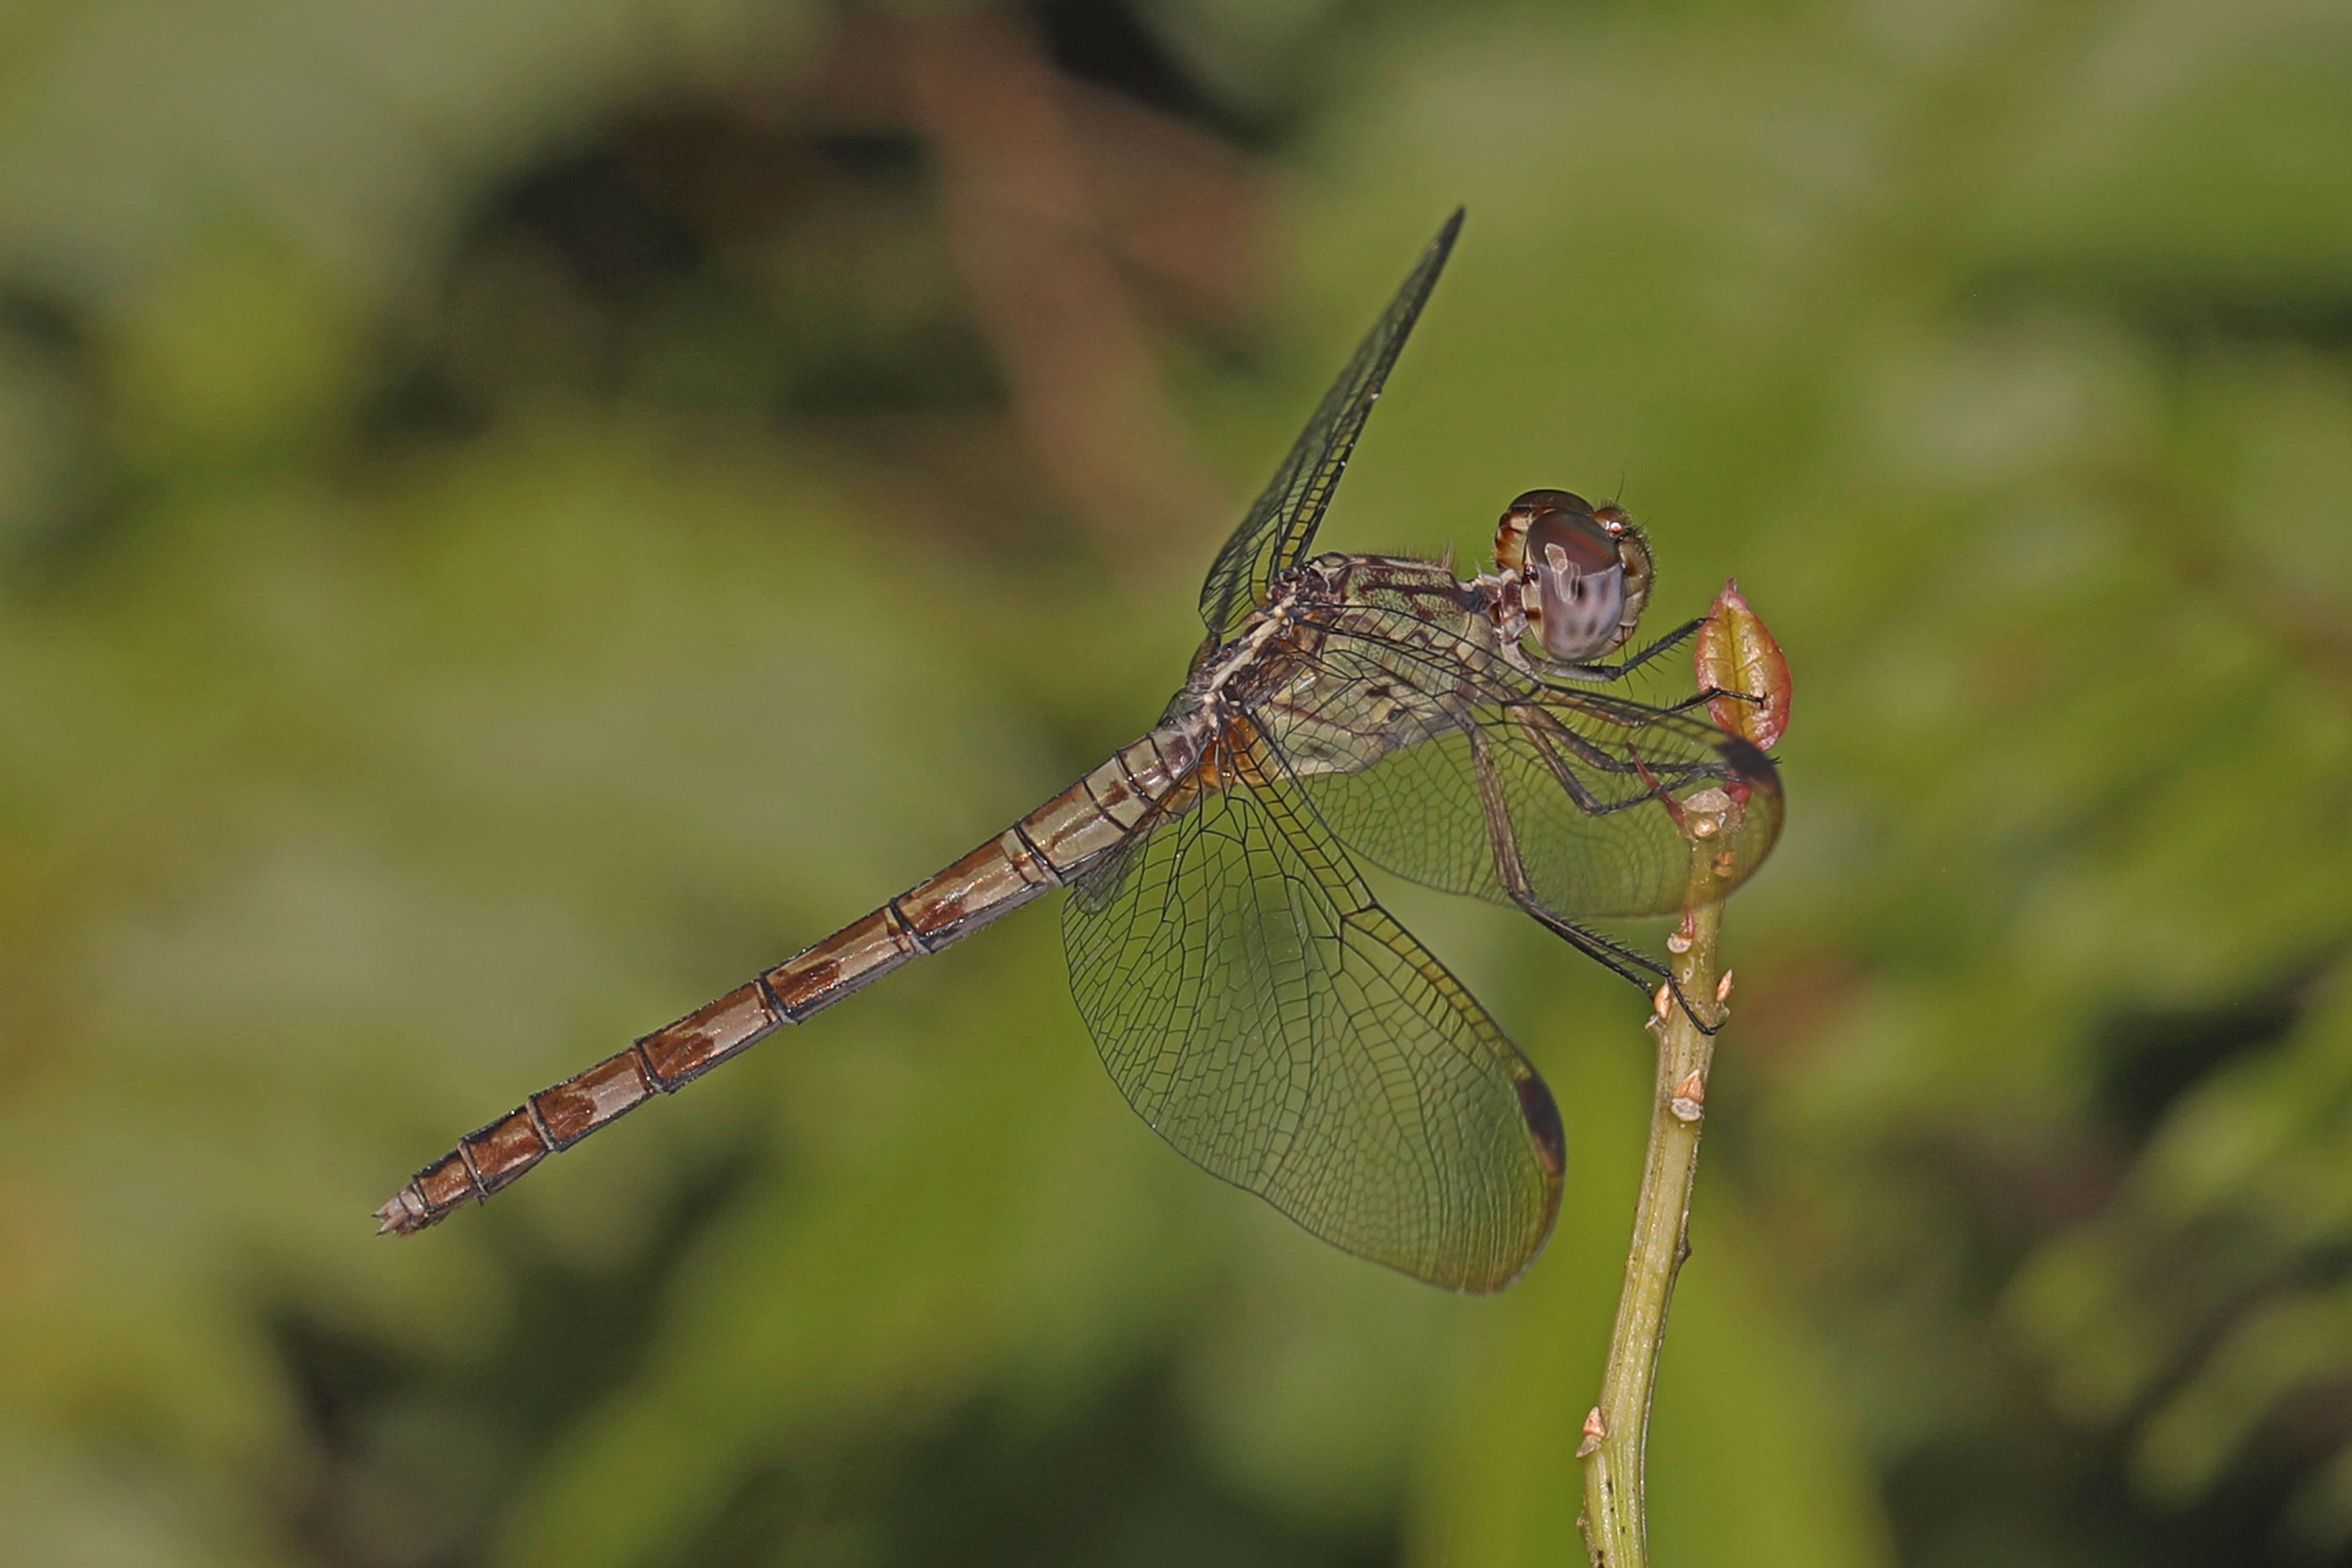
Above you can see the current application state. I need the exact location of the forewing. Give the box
[1062,729,1562,1293]
[1197,211,1463,643]
[1273,614,1784,919]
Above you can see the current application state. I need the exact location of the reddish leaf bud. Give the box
[1695,579,1791,749]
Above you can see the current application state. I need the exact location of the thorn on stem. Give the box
[1669,1070,1706,1123]
[1578,1406,1608,1458]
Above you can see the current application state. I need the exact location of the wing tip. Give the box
[1516,1070,1566,1179]
[1717,733,1782,801]
[1430,206,1466,264]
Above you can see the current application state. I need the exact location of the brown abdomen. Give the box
[375,736,1183,1234]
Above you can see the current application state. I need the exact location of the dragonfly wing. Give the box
[1196,211,1463,643]
[1062,727,1562,1293]
[1272,613,1784,920]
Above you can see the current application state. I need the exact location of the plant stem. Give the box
[1578,809,1735,1567]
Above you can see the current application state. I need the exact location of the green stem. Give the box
[1578,808,1736,1567]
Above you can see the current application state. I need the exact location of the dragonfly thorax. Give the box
[1493,490,1654,664]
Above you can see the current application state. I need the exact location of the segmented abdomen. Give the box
[375,730,1193,1233]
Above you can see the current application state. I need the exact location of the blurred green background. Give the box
[5,1,2352,1564]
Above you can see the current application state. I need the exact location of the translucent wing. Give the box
[1197,211,1463,643]
[1265,608,1783,921]
[1062,724,1562,1293]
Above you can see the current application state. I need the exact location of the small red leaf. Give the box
[1695,579,1791,749]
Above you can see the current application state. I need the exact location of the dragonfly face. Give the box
[1493,489,1656,664]
[379,209,1782,1295]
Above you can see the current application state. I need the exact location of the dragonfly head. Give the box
[1494,490,1655,662]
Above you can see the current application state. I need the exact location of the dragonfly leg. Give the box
[1514,892,1675,993]
[1482,722,1726,1035]
[1653,685,1766,719]
[1526,616,1707,688]
[1512,705,1712,818]
[1465,724,1669,992]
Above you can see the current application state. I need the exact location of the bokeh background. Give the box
[5,1,2352,1564]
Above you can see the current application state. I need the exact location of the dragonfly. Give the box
[377,210,1783,1293]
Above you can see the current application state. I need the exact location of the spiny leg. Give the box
[1466,724,1672,992]
[1653,686,1767,719]
[1510,705,1714,817]
[1490,713,1726,1035]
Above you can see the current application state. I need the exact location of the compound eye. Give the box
[1525,506,1627,661]
[1504,488,1589,523]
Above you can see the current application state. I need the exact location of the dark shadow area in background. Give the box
[1876,959,2352,1568]
[276,1145,1396,1568]
[277,1141,766,1568]
[2093,963,2319,1146]
[359,0,1283,569]
[688,1364,1397,1568]
[370,0,1296,447]
[363,111,1003,446]
[1886,1427,2352,1568]
[0,283,131,584]
[1977,261,2352,360]
[1033,0,1258,145]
